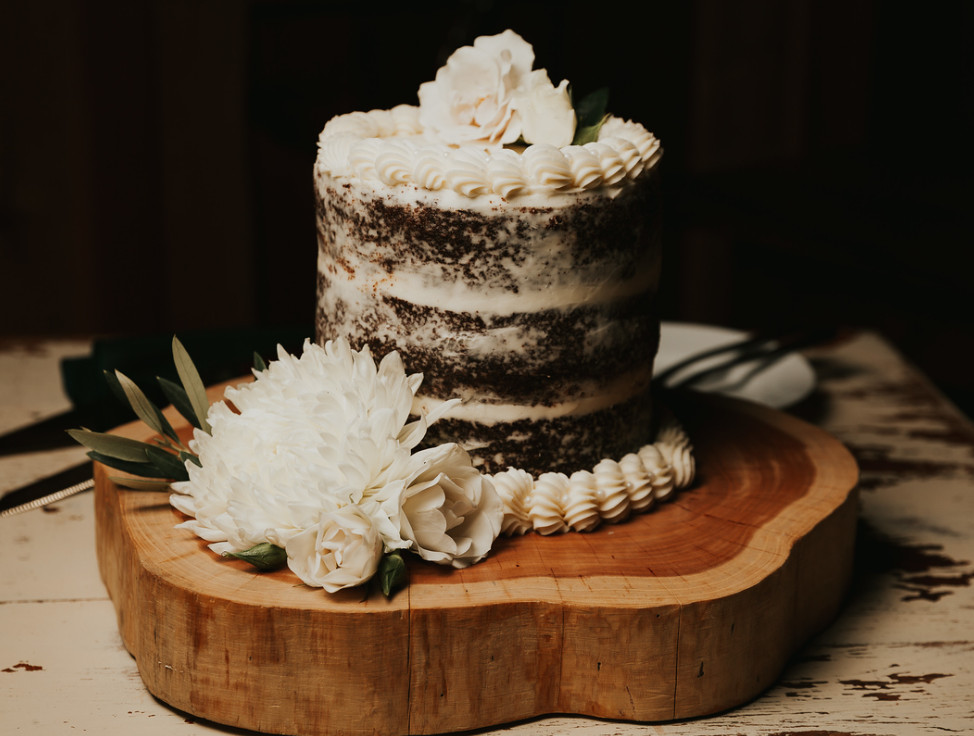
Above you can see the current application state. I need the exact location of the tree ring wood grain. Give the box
[95,383,859,736]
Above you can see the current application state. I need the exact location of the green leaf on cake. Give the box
[253,351,268,373]
[572,87,610,145]
[115,370,179,443]
[172,336,212,434]
[575,87,609,126]
[226,543,288,572]
[574,115,609,145]
[158,376,202,430]
[378,550,408,597]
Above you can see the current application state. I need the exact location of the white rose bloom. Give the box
[396,443,504,568]
[418,29,534,145]
[515,69,576,147]
[285,505,383,593]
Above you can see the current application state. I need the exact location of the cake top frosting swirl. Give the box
[315,30,662,199]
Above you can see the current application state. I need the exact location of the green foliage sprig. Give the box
[69,339,286,573]
[69,336,258,490]
[572,87,610,145]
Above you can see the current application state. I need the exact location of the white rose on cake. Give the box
[418,29,575,147]
[515,69,576,147]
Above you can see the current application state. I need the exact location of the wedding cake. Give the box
[315,30,667,480]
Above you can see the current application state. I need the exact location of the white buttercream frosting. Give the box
[492,467,534,536]
[315,105,661,199]
[618,452,656,512]
[530,472,570,535]
[411,366,652,426]
[655,419,696,490]
[592,459,632,523]
[565,470,601,532]
[489,414,695,535]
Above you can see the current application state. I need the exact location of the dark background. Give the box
[2,1,972,416]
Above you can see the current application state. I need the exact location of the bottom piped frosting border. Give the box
[488,405,695,536]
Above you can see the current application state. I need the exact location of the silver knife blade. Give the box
[0,462,94,518]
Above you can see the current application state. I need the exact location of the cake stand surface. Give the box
[94,383,859,736]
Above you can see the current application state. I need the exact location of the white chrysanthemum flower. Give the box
[169,338,494,591]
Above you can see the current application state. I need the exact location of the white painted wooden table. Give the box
[2,332,972,735]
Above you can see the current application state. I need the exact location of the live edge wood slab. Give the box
[94,382,859,736]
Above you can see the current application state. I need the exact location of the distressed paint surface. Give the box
[1,333,972,735]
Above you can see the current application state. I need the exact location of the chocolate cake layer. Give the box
[316,275,660,404]
[422,391,656,476]
[314,170,661,293]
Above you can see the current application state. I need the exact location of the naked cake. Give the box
[314,30,665,478]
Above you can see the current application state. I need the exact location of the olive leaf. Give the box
[109,476,173,492]
[180,451,202,468]
[227,543,287,572]
[144,446,190,481]
[172,336,212,434]
[115,370,179,443]
[85,450,162,478]
[158,376,201,430]
[69,335,209,485]
[67,428,159,463]
[102,369,129,411]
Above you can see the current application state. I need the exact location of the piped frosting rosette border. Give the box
[490,409,696,536]
[315,105,663,199]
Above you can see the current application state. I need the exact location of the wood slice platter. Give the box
[94,383,859,736]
